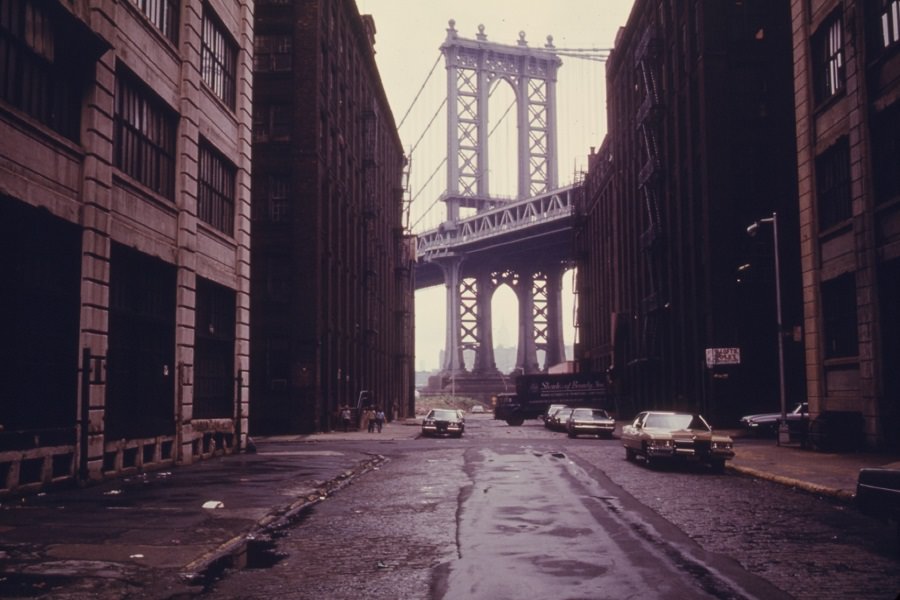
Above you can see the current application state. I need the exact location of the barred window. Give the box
[268,174,290,221]
[815,137,851,230]
[0,0,84,140]
[251,174,290,222]
[822,274,858,359]
[201,4,236,109]
[254,34,291,72]
[114,68,177,199]
[198,140,235,235]
[252,103,290,142]
[813,13,845,104]
[880,0,900,49]
[130,0,179,44]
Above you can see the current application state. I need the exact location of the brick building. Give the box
[789,0,900,449]
[575,0,803,423]
[250,0,414,434]
[0,0,253,494]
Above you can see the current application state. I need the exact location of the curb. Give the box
[728,463,856,504]
[179,454,386,586]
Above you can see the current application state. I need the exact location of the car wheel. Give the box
[567,430,576,438]
[710,459,726,473]
[625,447,636,461]
[506,415,525,426]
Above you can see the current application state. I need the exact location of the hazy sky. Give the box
[355,0,637,371]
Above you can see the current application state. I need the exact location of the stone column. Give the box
[473,270,497,373]
[544,265,567,367]
[436,256,465,374]
[516,271,539,373]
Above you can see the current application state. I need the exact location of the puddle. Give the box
[0,573,77,597]
[243,539,287,570]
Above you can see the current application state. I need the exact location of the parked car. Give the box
[739,402,808,436]
[470,405,485,413]
[421,408,465,437]
[856,467,900,548]
[542,404,569,426]
[566,408,616,438]
[621,411,734,471]
[547,407,575,431]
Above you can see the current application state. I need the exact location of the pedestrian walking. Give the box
[375,408,385,433]
[366,406,377,432]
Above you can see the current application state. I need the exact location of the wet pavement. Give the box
[0,417,896,598]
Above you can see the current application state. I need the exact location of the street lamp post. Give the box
[747,212,789,446]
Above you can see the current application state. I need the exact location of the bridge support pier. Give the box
[436,256,465,375]
[422,262,571,399]
[472,270,498,374]
[542,265,567,368]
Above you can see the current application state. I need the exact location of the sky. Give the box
[355,0,637,371]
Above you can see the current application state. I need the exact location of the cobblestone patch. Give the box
[570,441,900,600]
[206,450,467,599]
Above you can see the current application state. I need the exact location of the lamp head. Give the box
[746,222,759,237]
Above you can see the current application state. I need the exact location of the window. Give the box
[194,278,235,419]
[254,34,291,72]
[114,68,177,199]
[252,104,290,142]
[872,102,900,204]
[198,141,236,235]
[0,0,85,140]
[251,174,290,222]
[130,0,179,44]
[268,174,290,221]
[813,13,845,104]
[201,4,237,109]
[879,0,900,49]
[821,274,857,359]
[815,137,851,230]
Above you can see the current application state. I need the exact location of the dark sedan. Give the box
[566,408,616,438]
[739,402,808,436]
[421,408,465,438]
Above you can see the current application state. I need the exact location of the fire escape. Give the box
[362,102,379,351]
[635,24,664,364]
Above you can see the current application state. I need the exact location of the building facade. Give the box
[251,0,414,434]
[575,0,803,424]
[790,0,900,449]
[0,0,253,494]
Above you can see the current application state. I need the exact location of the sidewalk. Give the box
[724,429,900,502]
[0,419,896,597]
[0,428,405,598]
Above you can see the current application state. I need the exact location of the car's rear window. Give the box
[431,409,458,420]
[573,408,611,419]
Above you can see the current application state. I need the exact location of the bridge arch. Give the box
[486,77,518,201]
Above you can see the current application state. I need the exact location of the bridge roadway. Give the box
[414,183,579,289]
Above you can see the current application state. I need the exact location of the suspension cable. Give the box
[397,53,443,131]
[408,97,447,157]
[409,158,448,230]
